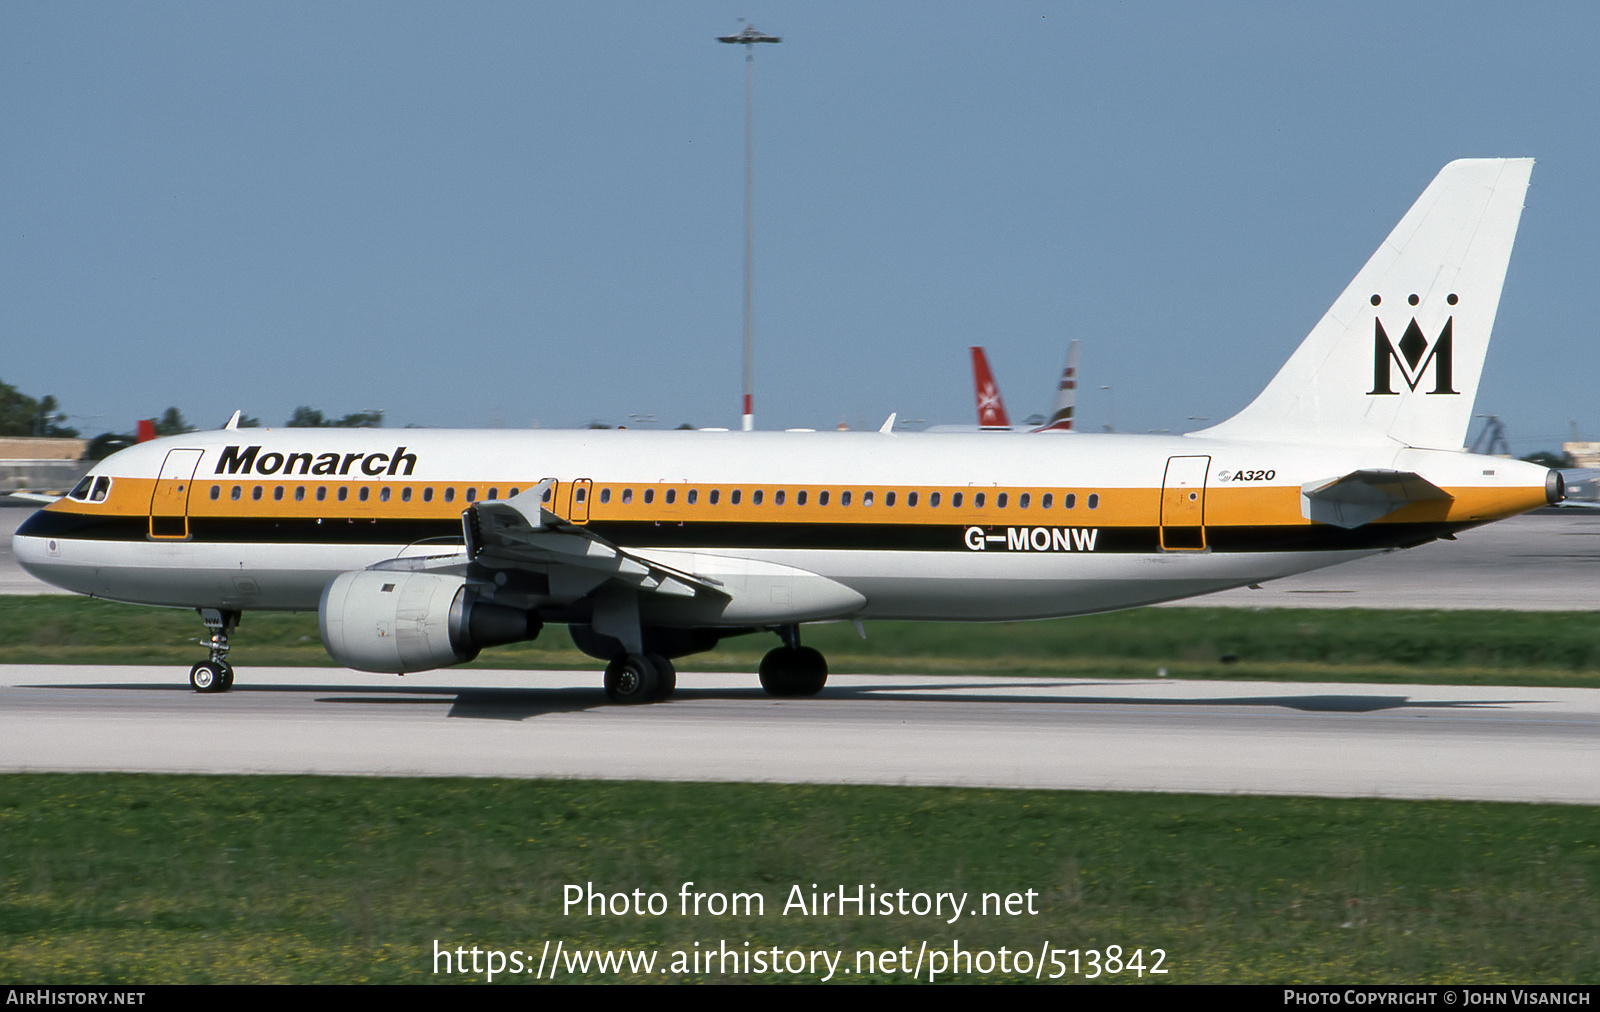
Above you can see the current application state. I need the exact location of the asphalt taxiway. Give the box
[3,664,1596,804]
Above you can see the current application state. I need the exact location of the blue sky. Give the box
[3,3,1595,453]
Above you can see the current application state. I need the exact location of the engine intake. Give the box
[320,570,540,673]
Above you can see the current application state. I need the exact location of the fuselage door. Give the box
[1160,455,1210,551]
[148,448,204,539]
[568,478,593,524]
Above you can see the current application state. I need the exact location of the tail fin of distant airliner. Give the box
[970,347,1011,429]
[1196,158,1533,450]
[1036,340,1080,432]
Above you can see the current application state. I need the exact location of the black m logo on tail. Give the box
[1368,317,1458,395]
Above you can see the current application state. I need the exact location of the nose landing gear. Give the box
[189,608,240,693]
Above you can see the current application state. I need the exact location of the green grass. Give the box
[3,595,1598,687]
[1,775,1595,983]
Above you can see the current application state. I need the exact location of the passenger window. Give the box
[731,490,741,505]
[400,487,411,502]
[818,491,829,506]
[210,485,221,501]
[337,487,348,502]
[465,487,477,502]
[775,490,785,506]
[487,488,498,500]
[296,486,306,502]
[710,489,720,505]
[1065,493,1076,509]
[752,490,763,506]
[600,488,611,504]
[622,488,633,504]
[796,490,807,506]
[1020,493,1030,508]
[907,491,917,507]
[1088,493,1100,509]
[1042,493,1053,509]
[998,493,1008,508]
[841,491,852,506]
[251,485,263,501]
[884,491,895,507]
[231,485,242,501]
[274,486,284,501]
[665,489,676,505]
[444,487,455,503]
[644,489,654,504]
[380,487,391,502]
[422,487,432,503]
[952,492,963,508]
[316,486,327,501]
[863,491,874,507]
[930,492,941,507]
[974,492,986,508]
[687,489,698,505]
[358,487,369,502]
[509,488,519,497]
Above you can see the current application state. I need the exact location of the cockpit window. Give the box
[67,476,111,502]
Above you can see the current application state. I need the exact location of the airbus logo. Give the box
[964,526,1100,552]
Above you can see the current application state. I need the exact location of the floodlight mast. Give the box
[718,22,781,432]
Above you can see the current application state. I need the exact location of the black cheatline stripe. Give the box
[20,510,1469,554]
[17,511,464,546]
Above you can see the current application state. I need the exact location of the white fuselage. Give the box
[13,426,1552,625]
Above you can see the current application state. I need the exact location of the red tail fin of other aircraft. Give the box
[970,347,1011,430]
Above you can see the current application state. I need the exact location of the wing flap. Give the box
[462,482,726,601]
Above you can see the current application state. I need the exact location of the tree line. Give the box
[0,378,382,459]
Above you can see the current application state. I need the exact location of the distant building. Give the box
[1564,441,1600,469]
[0,437,90,494]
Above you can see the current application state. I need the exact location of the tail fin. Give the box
[970,347,1011,429]
[1036,340,1080,432]
[1196,158,1533,449]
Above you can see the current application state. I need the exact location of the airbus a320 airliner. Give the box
[14,159,1562,702]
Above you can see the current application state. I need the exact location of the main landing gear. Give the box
[586,590,827,703]
[758,626,828,697]
[189,608,239,694]
[603,653,677,705]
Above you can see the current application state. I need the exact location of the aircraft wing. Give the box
[1300,470,1454,529]
[461,480,721,601]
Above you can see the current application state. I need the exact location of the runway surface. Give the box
[5,504,1597,607]
[1161,508,1600,610]
[4,664,1596,805]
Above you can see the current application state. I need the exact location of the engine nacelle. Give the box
[320,570,541,673]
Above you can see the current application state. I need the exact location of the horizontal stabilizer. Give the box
[1300,469,1453,529]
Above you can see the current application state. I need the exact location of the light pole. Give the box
[718,22,780,431]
